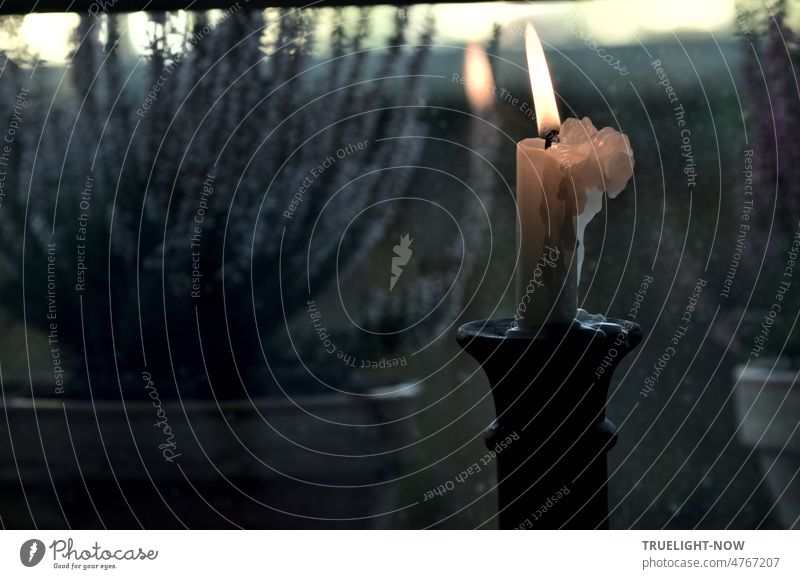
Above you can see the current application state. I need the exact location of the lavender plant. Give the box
[0,8,497,399]
[728,0,800,359]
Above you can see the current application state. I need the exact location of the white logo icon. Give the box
[389,234,413,292]
[20,539,45,567]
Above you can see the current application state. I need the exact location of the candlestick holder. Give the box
[456,313,641,529]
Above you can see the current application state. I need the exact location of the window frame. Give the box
[0,0,504,14]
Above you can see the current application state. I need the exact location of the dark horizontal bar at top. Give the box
[0,0,527,14]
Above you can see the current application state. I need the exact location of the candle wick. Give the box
[544,129,560,149]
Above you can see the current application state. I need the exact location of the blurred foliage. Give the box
[725,0,800,359]
[0,8,478,398]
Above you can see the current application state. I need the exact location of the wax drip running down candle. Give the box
[512,22,635,331]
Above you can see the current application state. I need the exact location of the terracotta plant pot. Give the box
[0,382,423,528]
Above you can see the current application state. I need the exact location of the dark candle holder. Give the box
[456,313,641,529]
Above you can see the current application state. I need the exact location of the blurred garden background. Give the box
[0,0,798,529]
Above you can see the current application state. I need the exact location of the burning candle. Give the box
[513,23,635,331]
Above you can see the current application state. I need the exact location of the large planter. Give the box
[0,381,423,528]
[733,363,800,529]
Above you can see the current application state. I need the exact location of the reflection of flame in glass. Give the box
[464,43,494,114]
[525,22,560,137]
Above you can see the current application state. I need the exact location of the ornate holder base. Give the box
[456,315,641,529]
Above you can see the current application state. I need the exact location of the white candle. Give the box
[515,136,577,328]
[513,23,634,331]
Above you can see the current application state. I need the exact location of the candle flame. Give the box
[525,22,560,137]
[464,43,494,114]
